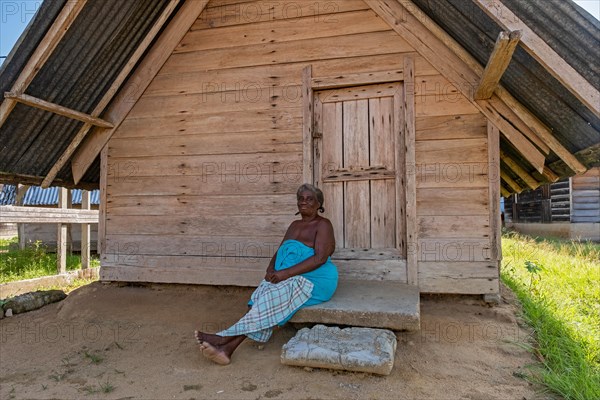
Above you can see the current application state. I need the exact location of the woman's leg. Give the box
[195,331,246,365]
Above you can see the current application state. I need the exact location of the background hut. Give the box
[505,167,600,241]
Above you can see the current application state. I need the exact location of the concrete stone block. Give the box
[281,324,397,375]
[291,280,420,331]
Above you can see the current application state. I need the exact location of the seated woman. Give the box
[195,183,338,365]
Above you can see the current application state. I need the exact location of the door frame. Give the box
[301,60,418,287]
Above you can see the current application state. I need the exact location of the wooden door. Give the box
[313,83,407,282]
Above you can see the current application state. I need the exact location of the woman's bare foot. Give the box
[198,341,231,365]
[194,331,234,346]
[194,330,247,365]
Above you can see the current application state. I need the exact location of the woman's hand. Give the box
[264,268,275,282]
[266,270,290,284]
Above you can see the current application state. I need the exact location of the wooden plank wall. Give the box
[413,76,498,294]
[101,0,497,294]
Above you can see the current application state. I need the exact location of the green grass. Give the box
[0,237,100,284]
[501,230,600,400]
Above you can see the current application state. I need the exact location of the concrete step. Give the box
[290,279,420,331]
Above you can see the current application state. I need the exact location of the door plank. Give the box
[321,101,344,247]
[343,100,370,248]
[370,97,396,248]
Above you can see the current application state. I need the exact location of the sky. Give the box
[0,0,599,60]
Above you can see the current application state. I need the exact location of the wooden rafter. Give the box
[40,0,181,188]
[365,0,546,173]
[5,92,113,128]
[500,186,510,198]
[71,0,210,185]
[0,0,87,128]
[500,150,540,189]
[475,30,521,100]
[541,166,560,183]
[379,0,586,175]
[474,0,600,118]
[500,171,524,193]
[496,87,586,174]
[486,95,549,155]
[476,98,545,171]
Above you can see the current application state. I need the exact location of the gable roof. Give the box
[0,0,598,196]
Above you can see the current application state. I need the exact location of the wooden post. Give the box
[81,190,91,269]
[98,146,108,266]
[403,56,418,287]
[488,122,502,263]
[57,187,68,274]
[16,184,29,250]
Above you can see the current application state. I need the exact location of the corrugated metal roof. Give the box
[0,0,174,188]
[0,185,16,205]
[0,184,100,206]
[412,0,600,187]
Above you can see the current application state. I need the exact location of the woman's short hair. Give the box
[296,183,325,213]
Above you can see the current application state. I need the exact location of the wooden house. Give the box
[0,0,598,318]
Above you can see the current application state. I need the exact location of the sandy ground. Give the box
[0,282,552,400]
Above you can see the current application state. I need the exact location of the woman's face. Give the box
[297,190,320,216]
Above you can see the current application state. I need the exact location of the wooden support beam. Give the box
[403,56,418,287]
[366,0,546,173]
[475,30,521,100]
[500,171,524,193]
[71,0,209,185]
[15,184,29,205]
[500,150,540,189]
[98,146,108,260]
[0,0,87,127]
[487,122,502,264]
[57,188,68,274]
[474,0,600,118]
[40,0,181,188]
[500,185,510,198]
[81,190,91,269]
[5,92,113,128]
[381,0,583,174]
[16,184,30,250]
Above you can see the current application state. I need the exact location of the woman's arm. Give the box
[268,219,335,283]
